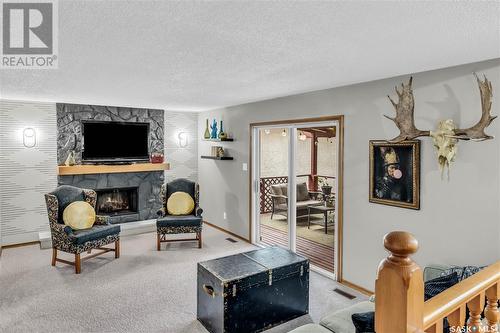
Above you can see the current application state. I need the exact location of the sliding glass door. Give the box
[257,127,290,249]
[252,120,339,278]
[294,125,337,274]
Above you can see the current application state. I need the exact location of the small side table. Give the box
[307,205,335,234]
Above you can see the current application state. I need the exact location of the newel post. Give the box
[375,231,424,333]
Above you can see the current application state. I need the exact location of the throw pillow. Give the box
[63,201,96,230]
[441,266,483,282]
[167,192,195,215]
[351,312,375,333]
[296,182,310,201]
[424,272,459,301]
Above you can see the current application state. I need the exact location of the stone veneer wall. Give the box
[58,171,164,223]
[56,103,164,165]
[56,103,165,223]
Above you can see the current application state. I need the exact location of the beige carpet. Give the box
[0,225,366,333]
[260,213,334,247]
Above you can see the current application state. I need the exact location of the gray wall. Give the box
[198,59,500,290]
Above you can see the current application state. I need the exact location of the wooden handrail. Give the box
[375,231,500,333]
[424,261,500,329]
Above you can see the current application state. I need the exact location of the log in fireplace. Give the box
[96,187,138,216]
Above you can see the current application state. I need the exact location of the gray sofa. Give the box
[288,264,467,333]
[288,300,374,333]
[270,182,322,219]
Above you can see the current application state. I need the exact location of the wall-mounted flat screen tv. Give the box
[82,121,150,163]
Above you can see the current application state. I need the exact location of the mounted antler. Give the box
[453,73,497,141]
[383,74,496,179]
[385,77,430,142]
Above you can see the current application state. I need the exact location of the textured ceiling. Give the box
[1,1,499,111]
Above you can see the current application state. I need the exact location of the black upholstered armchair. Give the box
[156,178,203,250]
[44,185,120,274]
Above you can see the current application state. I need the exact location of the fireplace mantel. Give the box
[57,163,170,176]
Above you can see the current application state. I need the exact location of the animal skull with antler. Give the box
[385,74,496,179]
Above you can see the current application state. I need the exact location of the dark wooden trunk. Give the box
[197,246,309,333]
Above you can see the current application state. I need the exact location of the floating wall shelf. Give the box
[202,138,234,142]
[58,163,170,176]
[200,156,234,160]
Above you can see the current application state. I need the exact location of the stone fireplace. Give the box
[96,187,138,216]
[58,171,164,224]
[56,103,166,224]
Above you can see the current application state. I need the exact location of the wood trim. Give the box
[1,240,40,249]
[249,125,254,243]
[423,261,500,328]
[57,162,170,176]
[203,221,251,243]
[337,115,344,282]
[249,115,345,127]
[249,115,345,281]
[341,279,374,296]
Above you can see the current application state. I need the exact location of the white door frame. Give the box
[251,120,339,280]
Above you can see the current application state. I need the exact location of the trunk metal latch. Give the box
[268,269,273,286]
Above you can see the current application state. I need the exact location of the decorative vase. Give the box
[151,153,164,164]
[218,120,227,140]
[64,150,76,166]
[204,119,210,139]
[210,119,218,139]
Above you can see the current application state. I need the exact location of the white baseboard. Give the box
[2,232,41,247]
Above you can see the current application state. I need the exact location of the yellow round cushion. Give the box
[63,201,96,230]
[167,192,195,215]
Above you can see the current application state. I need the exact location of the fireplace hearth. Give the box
[96,187,138,216]
[59,171,164,224]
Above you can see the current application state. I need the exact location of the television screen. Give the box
[82,121,149,162]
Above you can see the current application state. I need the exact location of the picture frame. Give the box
[369,140,420,210]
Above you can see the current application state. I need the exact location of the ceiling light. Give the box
[299,132,307,141]
[281,129,287,137]
[264,129,271,135]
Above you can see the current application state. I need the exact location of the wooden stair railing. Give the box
[375,231,500,333]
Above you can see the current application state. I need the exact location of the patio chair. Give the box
[270,182,322,219]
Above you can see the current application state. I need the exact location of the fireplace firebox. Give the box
[96,187,138,216]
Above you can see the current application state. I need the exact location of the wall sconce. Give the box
[299,131,307,141]
[23,127,37,148]
[177,132,189,148]
[264,129,271,135]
